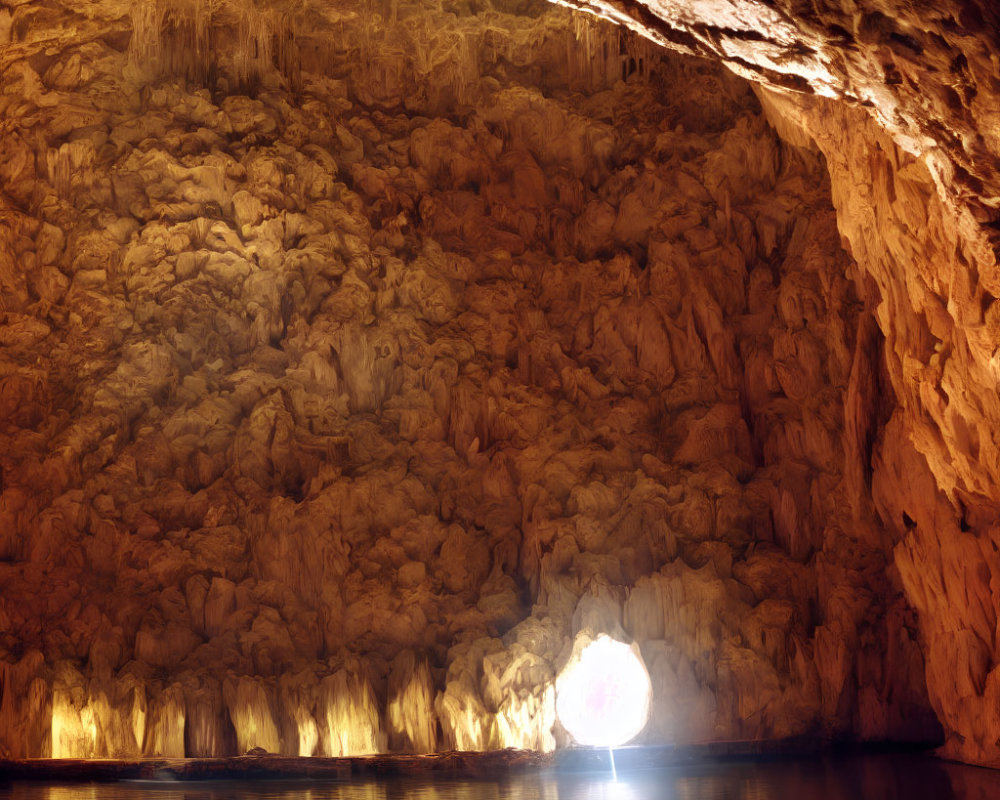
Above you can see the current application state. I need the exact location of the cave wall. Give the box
[755,85,1000,767]
[0,0,948,758]
[561,0,1000,768]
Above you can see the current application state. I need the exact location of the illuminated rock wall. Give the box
[0,0,940,758]
[754,86,1000,768]
[562,0,1000,767]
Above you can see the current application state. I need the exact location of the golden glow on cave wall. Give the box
[6,0,1000,768]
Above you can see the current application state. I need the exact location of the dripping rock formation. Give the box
[558,0,1000,768]
[0,0,995,768]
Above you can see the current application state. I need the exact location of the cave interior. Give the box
[2,0,1000,771]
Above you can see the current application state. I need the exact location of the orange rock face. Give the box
[2,0,991,763]
[561,0,1000,768]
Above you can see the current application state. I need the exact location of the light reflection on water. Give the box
[4,755,1000,800]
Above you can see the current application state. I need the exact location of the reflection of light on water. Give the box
[738,776,772,800]
[674,773,773,800]
[555,635,652,747]
[675,775,709,800]
[37,775,660,800]
[25,756,1000,800]
[44,788,101,800]
[586,777,641,800]
[26,763,787,800]
[553,774,672,800]
[42,780,394,800]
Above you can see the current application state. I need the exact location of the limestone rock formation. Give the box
[557,0,1000,769]
[0,0,994,767]
[557,0,1000,229]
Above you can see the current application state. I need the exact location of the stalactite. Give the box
[232,6,273,94]
[127,0,166,80]
[125,0,309,91]
[162,0,213,85]
[272,14,302,94]
[569,12,658,90]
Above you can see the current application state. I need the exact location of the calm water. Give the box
[3,755,1000,800]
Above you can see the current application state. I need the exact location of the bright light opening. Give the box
[555,634,652,747]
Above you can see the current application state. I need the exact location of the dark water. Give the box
[4,756,1000,800]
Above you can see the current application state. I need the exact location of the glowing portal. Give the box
[555,634,652,747]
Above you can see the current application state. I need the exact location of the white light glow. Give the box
[555,635,652,747]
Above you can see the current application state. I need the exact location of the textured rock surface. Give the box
[752,87,1000,766]
[556,0,1000,229]
[555,0,1000,769]
[0,0,974,762]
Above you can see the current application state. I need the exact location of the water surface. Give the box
[4,755,1000,800]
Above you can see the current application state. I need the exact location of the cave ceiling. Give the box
[556,0,1000,225]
